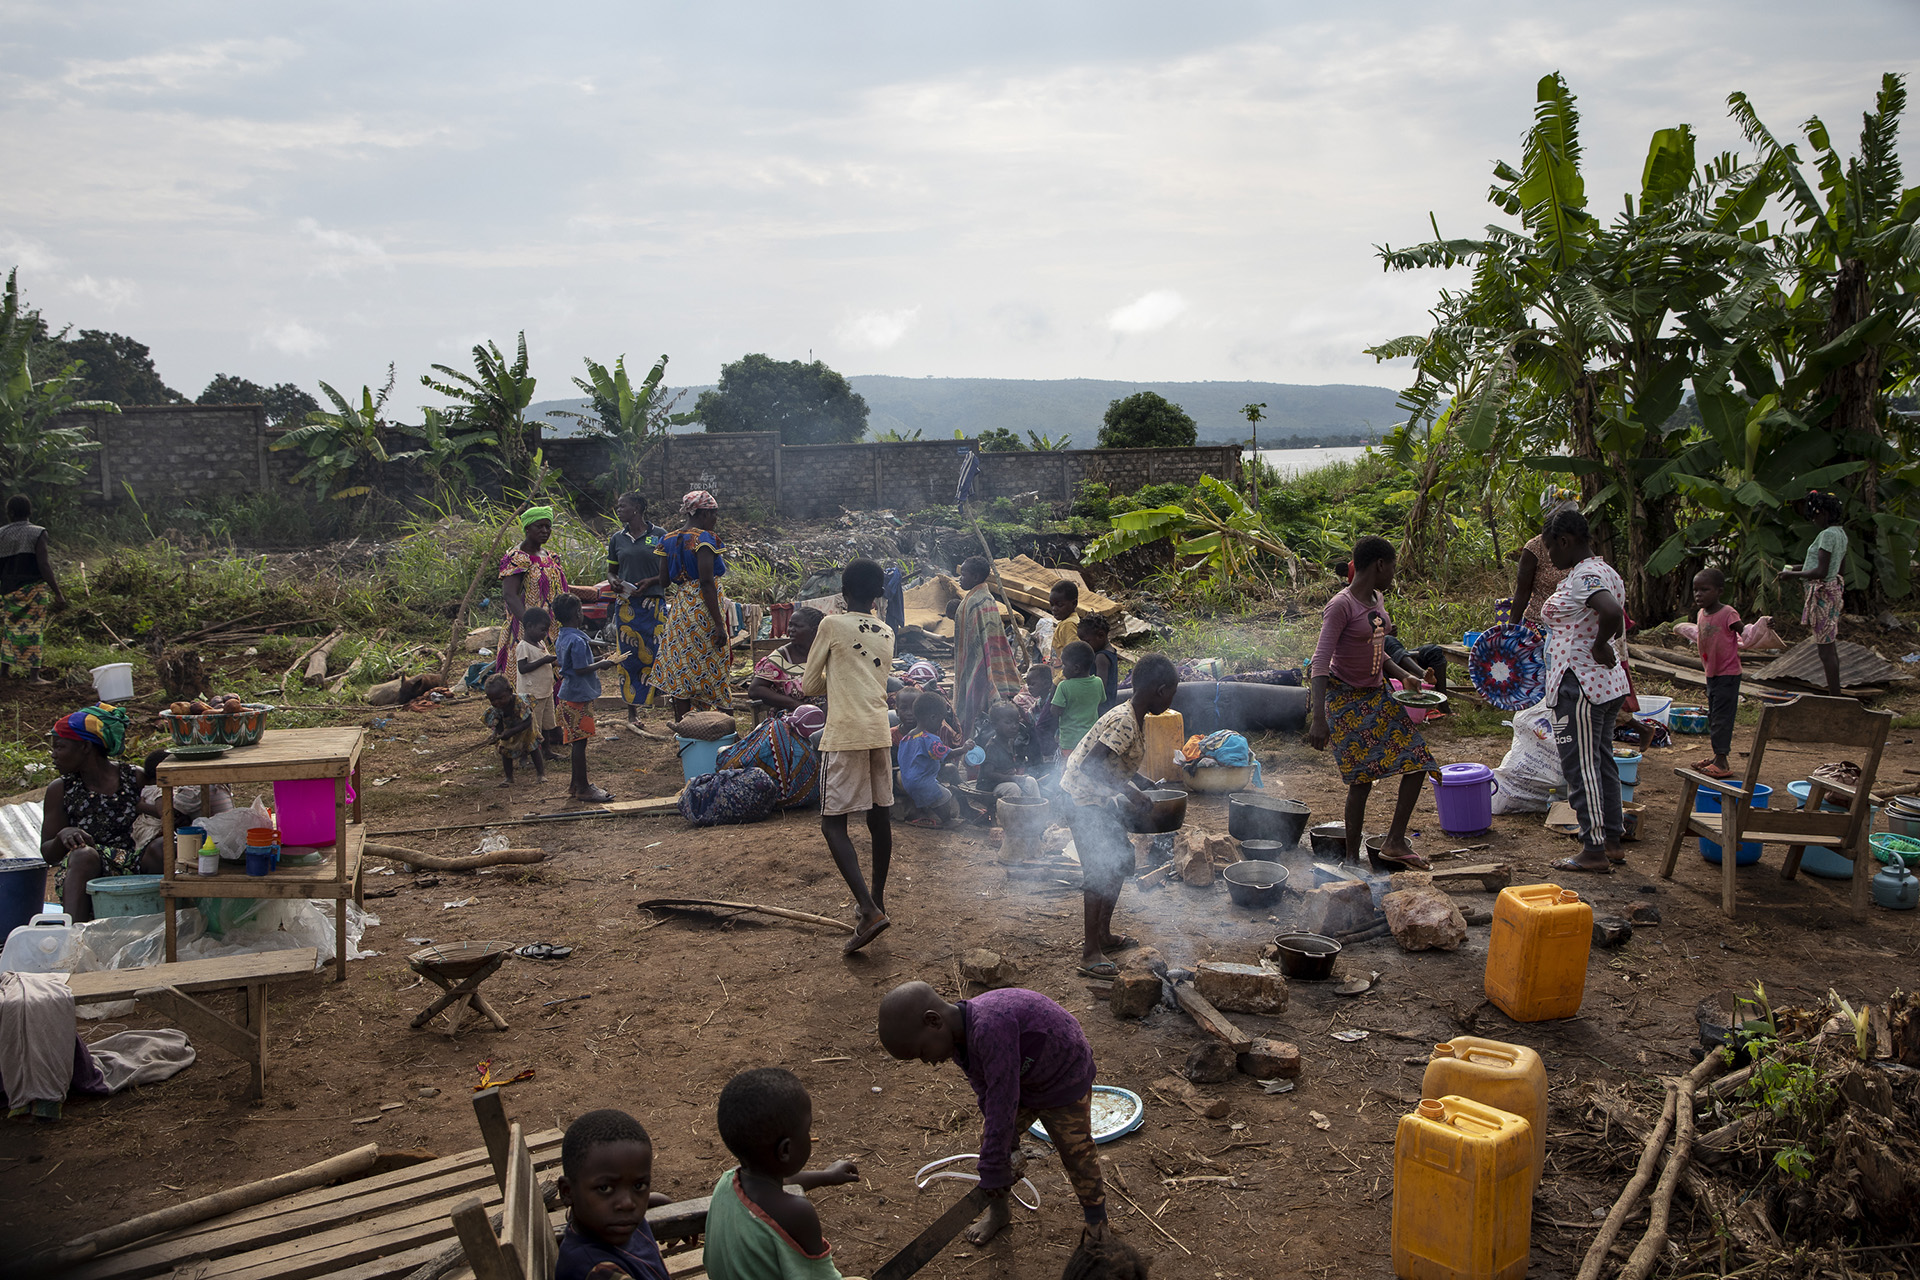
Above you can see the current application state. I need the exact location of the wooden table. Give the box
[157,727,367,982]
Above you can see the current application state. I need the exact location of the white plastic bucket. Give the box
[1634,695,1673,728]
[90,662,134,701]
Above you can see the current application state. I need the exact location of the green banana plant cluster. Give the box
[1374,71,1918,620]
[553,353,673,500]
[1084,475,1301,594]
[272,371,421,502]
[0,269,112,502]
[422,333,538,482]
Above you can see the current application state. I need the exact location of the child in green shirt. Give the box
[1052,642,1105,755]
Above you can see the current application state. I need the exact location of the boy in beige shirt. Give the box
[802,558,895,955]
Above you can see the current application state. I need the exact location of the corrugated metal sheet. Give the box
[0,800,45,862]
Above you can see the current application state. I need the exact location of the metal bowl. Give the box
[1273,931,1341,980]
[1223,860,1289,909]
[1125,789,1189,834]
[1239,840,1287,862]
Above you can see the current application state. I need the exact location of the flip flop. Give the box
[1076,960,1120,979]
[1100,935,1142,955]
[906,816,944,828]
[513,942,573,960]
[1697,765,1733,779]
[1551,856,1613,875]
[843,914,891,955]
[571,785,615,803]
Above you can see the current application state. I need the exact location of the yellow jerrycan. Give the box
[1423,1037,1548,1194]
[1392,1096,1533,1280]
[1484,884,1592,1022]
[1140,710,1186,785]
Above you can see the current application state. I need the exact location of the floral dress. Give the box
[494,547,569,676]
[52,762,145,893]
[652,529,732,709]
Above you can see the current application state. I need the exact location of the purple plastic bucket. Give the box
[1430,762,1498,835]
[1697,784,1772,866]
[272,778,357,846]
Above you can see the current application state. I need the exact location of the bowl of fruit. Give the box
[158,696,274,749]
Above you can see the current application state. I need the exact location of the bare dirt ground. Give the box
[4,677,1919,1278]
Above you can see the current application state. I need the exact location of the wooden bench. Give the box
[65,948,318,1100]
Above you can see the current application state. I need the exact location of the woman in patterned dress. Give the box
[1306,536,1437,870]
[651,491,731,717]
[39,704,162,920]
[0,495,66,683]
[496,507,571,678]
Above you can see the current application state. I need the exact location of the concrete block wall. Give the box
[58,409,1241,517]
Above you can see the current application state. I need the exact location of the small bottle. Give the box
[197,834,220,877]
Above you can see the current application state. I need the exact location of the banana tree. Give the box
[422,333,538,482]
[394,407,496,500]
[1026,431,1073,451]
[553,353,674,499]
[1084,475,1302,592]
[0,270,111,501]
[273,372,420,502]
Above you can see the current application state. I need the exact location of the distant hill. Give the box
[528,377,1404,445]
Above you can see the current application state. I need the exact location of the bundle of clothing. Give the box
[0,972,195,1120]
[1178,730,1263,788]
[715,715,821,809]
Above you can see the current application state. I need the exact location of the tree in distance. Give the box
[1098,391,1197,449]
[40,328,183,407]
[198,374,321,428]
[693,353,869,445]
[976,427,1026,452]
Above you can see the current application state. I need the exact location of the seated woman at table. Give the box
[748,607,824,713]
[40,705,163,921]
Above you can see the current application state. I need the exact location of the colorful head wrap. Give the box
[1539,485,1578,515]
[681,490,718,513]
[520,506,554,528]
[53,704,130,756]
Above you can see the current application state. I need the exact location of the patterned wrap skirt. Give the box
[1328,680,1436,786]
[1802,578,1845,645]
[1,581,50,670]
[616,594,666,709]
[652,579,732,709]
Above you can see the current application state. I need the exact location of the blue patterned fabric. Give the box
[716,716,821,808]
[677,767,779,826]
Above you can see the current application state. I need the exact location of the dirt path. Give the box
[3,689,1918,1278]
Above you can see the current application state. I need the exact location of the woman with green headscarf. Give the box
[496,506,572,683]
[39,704,162,920]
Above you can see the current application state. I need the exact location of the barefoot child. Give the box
[556,1109,672,1280]
[1693,567,1746,779]
[878,981,1109,1249]
[898,691,959,827]
[516,606,562,761]
[803,558,896,953]
[704,1068,862,1280]
[553,594,618,803]
[483,673,545,786]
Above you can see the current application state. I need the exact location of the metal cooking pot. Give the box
[1223,860,1288,908]
[1227,793,1310,848]
[1273,931,1341,980]
[1124,789,1189,834]
[1308,822,1351,860]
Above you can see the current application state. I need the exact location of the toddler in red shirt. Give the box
[1693,568,1747,778]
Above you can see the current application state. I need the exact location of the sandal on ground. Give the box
[1100,935,1141,955]
[1076,960,1120,979]
[1551,856,1613,874]
[513,942,573,960]
[571,785,614,803]
[906,816,944,828]
[843,914,891,955]
[1697,764,1733,779]
[1367,846,1431,872]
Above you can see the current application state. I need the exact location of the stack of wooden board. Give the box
[991,556,1122,620]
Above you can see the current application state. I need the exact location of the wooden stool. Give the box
[409,941,513,1038]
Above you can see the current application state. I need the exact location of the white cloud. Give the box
[1107,290,1188,335]
[838,307,920,351]
[296,218,389,276]
[0,235,60,275]
[254,320,329,358]
[64,274,136,311]
[63,39,300,95]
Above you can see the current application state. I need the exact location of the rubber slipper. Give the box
[843,914,891,955]
[1076,960,1120,979]
[906,816,944,828]
[1698,765,1733,779]
[572,785,614,803]
[1551,856,1613,875]
[514,942,573,960]
[1101,935,1142,955]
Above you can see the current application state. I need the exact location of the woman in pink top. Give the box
[1307,536,1437,870]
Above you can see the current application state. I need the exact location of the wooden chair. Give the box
[1657,694,1891,919]
[451,1120,556,1280]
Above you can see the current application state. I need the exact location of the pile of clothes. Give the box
[1178,731,1263,789]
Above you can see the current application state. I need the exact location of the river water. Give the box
[1245,444,1373,477]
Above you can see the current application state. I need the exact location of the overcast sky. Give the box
[2,2,1914,405]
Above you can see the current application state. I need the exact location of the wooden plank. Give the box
[66,950,318,1003]
[154,728,366,785]
[601,795,683,815]
[647,1195,713,1244]
[66,1135,563,1280]
[448,1198,516,1280]
[1170,983,1252,1052]
[472,1089,511,1192]
[498,1124,546,1280]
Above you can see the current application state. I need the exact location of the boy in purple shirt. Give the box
[878,981,1106,1248]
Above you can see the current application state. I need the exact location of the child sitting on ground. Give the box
[979,700,1043,798]
[553,594,619,803]
[516,605,562,762]
[1047,580,1081,669]
[878,980,1109,1249]
[1692,567,1747,779]
[1052,643,1105,756]
[898,691,960,828]
[704,1067,863,1280]
[483,673,544,786]
[556,1108,673,1280]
